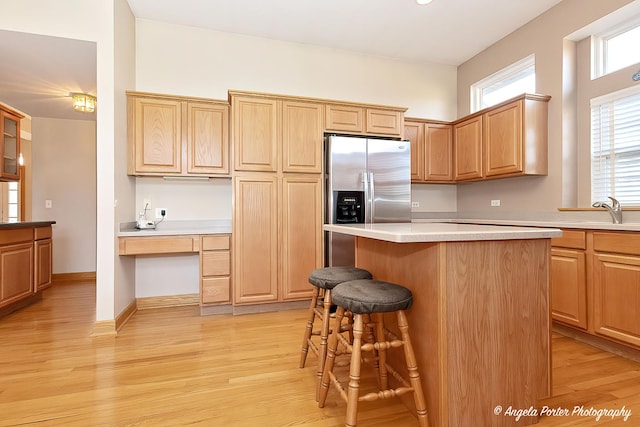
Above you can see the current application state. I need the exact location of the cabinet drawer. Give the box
[594,232,640,256]
[34,226,52,240]
[202,251,230,276]
[202,235,230,251]
[0,228,33,245]
[202,276,230,304]
[325,105,364,133]
[118,236,196,255]
[366,109,402,136]
[551,229,586,250]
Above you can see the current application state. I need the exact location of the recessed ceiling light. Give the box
[416,0,433,4]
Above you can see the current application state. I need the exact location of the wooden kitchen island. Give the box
[324,222,562,427]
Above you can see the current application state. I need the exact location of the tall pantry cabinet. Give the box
[231,92,323,305]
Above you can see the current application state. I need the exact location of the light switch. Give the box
[45,199,52,209]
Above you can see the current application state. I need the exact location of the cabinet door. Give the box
[131,97,182,174]
[404,121,424,182]
[454,116,483,180]
[233,174,278,304]
[281,174,322,300]
[425,123,453,182]
[186,102,229,175]
[281,101,323,173]
[366,108,403,136]
[1,110,21,181]
[593,253,640,348]
[484,100,523,177]
[325,104,364,133]
[0,242,33,307]
[551,248,587,330]
[35,238,52,292]
[232,97,278,172]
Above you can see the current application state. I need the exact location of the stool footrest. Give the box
[359,387,414,402]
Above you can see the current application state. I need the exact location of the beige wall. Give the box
[32,118,96,274]
[455,0,635,214]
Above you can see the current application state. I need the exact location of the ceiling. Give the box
[0,0,563,120]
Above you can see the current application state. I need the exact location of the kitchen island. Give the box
[324,222,562,427]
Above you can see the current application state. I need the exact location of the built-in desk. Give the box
[118,220,231,311]
[325,222,561,427]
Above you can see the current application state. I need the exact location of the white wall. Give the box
[455,0,634,216]
[31,118,96,273]
[0,0,130,323]
[133,19,459,227]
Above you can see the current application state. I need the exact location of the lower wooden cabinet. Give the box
[551,229,640,350]
[200,235,231,305]
[34,238,52,292]
[551,248,587,329]
[593,253,640,348]
[0,242,33,308]
[233,173,322,305]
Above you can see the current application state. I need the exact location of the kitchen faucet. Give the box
[592,196,622,224]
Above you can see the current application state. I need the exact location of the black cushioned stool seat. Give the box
[331,279,413,314]
[319,279,429,427]
[308,267,372,289]
[300,267,372,401]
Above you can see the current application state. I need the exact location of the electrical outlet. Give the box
[45,199,52,209]
[491,199,501,207]
[411,201,420,208]
[155,208,166,219]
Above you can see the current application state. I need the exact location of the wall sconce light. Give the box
[72,93,97,112]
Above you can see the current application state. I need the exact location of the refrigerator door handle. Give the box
[362,170,370,224]
[369,172,375,222]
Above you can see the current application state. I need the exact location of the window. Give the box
[470,55,535,112]
[591,86,640,206]
[7,181,19,222]
[592,19,640,78]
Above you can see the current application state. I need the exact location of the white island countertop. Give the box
[324,222,562,243]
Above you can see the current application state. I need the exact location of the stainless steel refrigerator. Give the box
[325,134,411,267]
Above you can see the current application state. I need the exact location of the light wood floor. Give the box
[1,282,639,426]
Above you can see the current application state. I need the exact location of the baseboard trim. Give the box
[200,304,233,316]
[232,299,309,315]
[53,272,96,283]
[115,300,137,332]
[553,322,640,363]
[90,320,117,337]
[136,293,199,310]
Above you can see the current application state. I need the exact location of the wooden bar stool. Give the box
[300,267,372,401]
[318,279,429,427]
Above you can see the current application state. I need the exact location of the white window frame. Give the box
[590,85,640,206]
[470,54,535,113]
[591,17,640,79]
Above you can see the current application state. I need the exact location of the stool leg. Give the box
[397,310,429,427]
[300,286,320,368]
[318,306,345,408]
[345,313,364,427]
[316,289,332,401]
[373,312,389,390]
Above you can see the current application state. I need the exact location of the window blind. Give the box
[591,86,640,206]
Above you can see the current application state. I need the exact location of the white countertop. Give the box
[324,222,562,243]
[414,218,640,231]
[118,220,231,237]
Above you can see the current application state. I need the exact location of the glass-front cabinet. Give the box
[0,105,22,181]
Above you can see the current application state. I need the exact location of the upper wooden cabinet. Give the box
[0,105,23,181]
[127,91,229,177]
[405,119,453,183]
[453,115,483,181]
[232,96,279,172]
[326,103,405,137]
[453,94,550,182]
[231,93,324,173]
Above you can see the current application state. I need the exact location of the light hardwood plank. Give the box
[0,282,639,426]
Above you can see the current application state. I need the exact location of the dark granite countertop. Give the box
[0,221,56,229]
